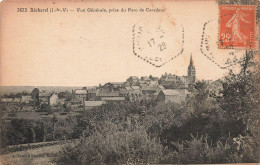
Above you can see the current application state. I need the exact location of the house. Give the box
[126,76,139,86]
[87,89,99,101]
[83,101,104,110]
[103,82,124,92]
[20,95,35,111]
[49,93,59,106]
[72,88,88,99]
[119,89,128,97]
[0,98,13,106]
[101,97,125,102]
[129,90,143,102]
[141,76,151,82]
[141,86,160,95]
[139,81,149,86]
[13,97,21,105]
[124,82,131,87]
[131,86,141,91]
[21,95,34,104]
[57,98,67,106]
[13,97,21,103]
[39,96,49,105]
[149,76,159,81]
[39,90,49,105]
[159,55,196,89]
[149,80,158,85]
[30,88,49,104]
[157,89,189,103]
[96,91,120,100]
[139,83,149,88]
[160,74,182,89]
[70,98,82,106]
[158,85,165,90]
[125,86,132,91]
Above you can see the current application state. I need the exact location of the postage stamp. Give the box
[132,16,184,67]
[219,5,256,49]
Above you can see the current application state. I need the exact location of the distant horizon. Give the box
[0,76,217,88]
[0,76,218,95]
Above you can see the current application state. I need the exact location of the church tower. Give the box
[188,54,196,83]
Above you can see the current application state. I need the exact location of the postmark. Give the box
[201,18,245,69]
[219,5,256,49]
[132,16,184,67]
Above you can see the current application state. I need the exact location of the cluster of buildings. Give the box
[0,88,66,111]
[0,56,197,111]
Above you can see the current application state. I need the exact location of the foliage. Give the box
[55,50,259,164]
[59,122,164,165]
[1,50,259,164]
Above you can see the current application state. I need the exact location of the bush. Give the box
[58,121,164,164]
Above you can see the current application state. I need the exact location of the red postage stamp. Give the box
[219,5,256,49]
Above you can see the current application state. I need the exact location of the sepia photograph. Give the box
[0,0,259,164]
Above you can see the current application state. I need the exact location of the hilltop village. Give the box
[1,56,197,112]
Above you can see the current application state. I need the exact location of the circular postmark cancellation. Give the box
[132,17,184,67]
[201,17,246,69]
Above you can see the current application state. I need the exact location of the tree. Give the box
[220,50,259,135]
[187,80,213,116]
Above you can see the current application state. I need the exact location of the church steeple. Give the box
[190,54,194,66]
[188,54,196,83]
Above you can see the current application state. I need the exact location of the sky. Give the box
[0,0,249,86]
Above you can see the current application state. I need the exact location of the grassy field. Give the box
[0,143,65,165]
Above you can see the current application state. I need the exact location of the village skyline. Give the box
[0,55,223,96]
[0,57,216,96]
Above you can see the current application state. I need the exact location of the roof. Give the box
[87,89,98,94]
[141,76,151,81]
[74,89,87,95]
[152,77,159,80]
[13,98,21,103]
[153,91,160,96]
[39,90,48,97]
[158,85,165,89]
[101,97,125,101]
[119,89,128,94]
[179,76,191,83]
[105,82,124,86]
[40,97,49,102]
[131,86,140,90]
[21,96,34,103]
[140,84,148,88]
[50,93,58,99]
[139,81,147,84]
[160,89,188,96]
[1,98,13,102]
[129,90,142,95]
[84,101,103,107]
[164,75,180,81]
[125,87,132,91]
[97,92,120,97]
[141,86,159,91]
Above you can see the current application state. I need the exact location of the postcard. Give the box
[0,0,259,164]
